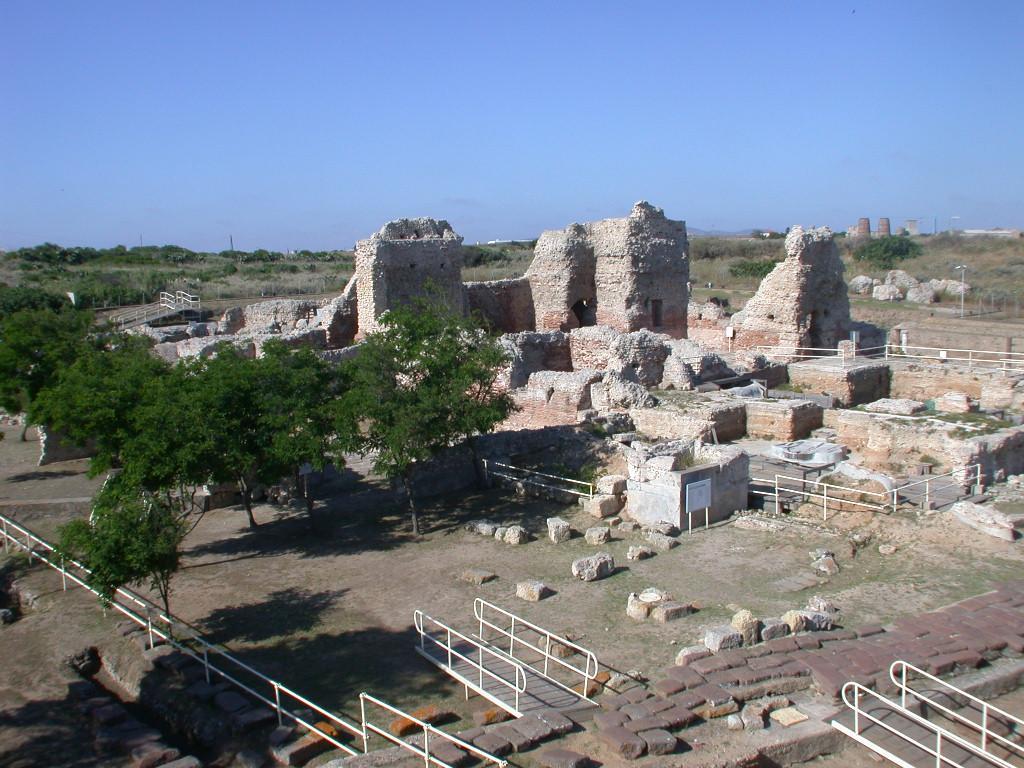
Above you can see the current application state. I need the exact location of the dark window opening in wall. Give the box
[571,298,597,327]
[651,299,664,327]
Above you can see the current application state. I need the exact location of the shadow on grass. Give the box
[0,686,111,768]
[198,586,349,645]
[222,625,462,717]
[6,469,83,483]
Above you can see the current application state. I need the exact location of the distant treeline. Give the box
[4,243,354,265]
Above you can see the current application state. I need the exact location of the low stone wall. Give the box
[498,331,572,389]
[464,277,535,334]
[788,361,891,406]
[501,370,603,430]
[630,400,746,442]
[890,362,1023,405]
[823,410,953,471]
[38,426,95,466]
[744,399,823,441]
[950,426,1024,485]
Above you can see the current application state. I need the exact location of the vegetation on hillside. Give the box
[851,235,922,269]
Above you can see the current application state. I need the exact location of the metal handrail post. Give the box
[203,647,210,683]
[854,685,860,734]
[981,704,988,751]
[423,727,429,767]
[2,518,8,553]
[823,485,828,521]
[360,695,369,754]
[274,683,282,725]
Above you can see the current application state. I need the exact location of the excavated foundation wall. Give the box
[787,362,891,407]
[889,364,1024,407]
[629,400,747,443]
[464,277,535,333]
[744,399,824,441]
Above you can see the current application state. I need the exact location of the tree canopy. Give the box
[852,235,922,269]
[343,298,514,534]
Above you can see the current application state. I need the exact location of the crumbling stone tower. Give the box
[526,201,689,337]
[354,217,465,337]
[734,226,851,351]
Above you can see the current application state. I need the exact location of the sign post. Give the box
[685,479,712,535]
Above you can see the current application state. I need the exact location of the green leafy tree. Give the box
[59,474,186,619]
[32,335,168,472]
[0,308,95,440]
[343,298,515,535]
[194,340,349,528]
[853,236,922,269]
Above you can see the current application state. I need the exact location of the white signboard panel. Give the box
[685,479,712,513]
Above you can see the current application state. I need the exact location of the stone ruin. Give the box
[689,226,852,355]
[353,217,465,338]
[526,201,689,336]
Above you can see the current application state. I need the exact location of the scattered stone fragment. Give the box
[493,526,509,541]
[652,602,693,623]
[466,519,497,536]
[585,526,611,545]
[571,552,615,582]
[645,532,679,551]
[515,580,551,602]
[704,625,743,652]
[596,475,627,496]
[213,691,249,714]
[503,525,529,545]
[806,595,839,615]
[272,732,334,766]
[864,398,926,416]
[726,713,744,731]
[760,618,790,641]
[812,555,840,576]
[781,610,808,634]
[731,609,761,646]
[770,706,809,726]
[798,610,834,631]
[878,543,898,555]
[547,517,572,543]
[741,709,766,731]
[459,569,496,586]
[627,544,655,561]
[535,709,575,735]
[473,732,512,756]
[586,494,623,518]
[161,758,201,768]
[492,723,533,752]
[618,520,641,532]
[675,645,711,666]
[508,714,554,742]
[131,744,180,768]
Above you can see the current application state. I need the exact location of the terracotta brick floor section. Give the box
[591,580,1024,757]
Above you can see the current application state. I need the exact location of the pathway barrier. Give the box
[890,660,1024,764]
[0,510,362,755]
[473,598,599,703]
[892,465,983,511]
[110,291,201,330]
[481,459,594,499]
[753,342,1024,372]
[359,693,508,768]
[413,609,528,716]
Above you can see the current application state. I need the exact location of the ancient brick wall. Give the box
[744,399,823,441]
[498,331,572,389]
[500,370,603,430]
[787,361,890,406]
[354,217,465,337]
[890,363,1009,402]
[569,326,618,370]
[629,400,746,442]
[526,202,688,338]
[732,226,850,354]
[464,277,535,334]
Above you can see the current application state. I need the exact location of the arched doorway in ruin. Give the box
[571,298,597,327]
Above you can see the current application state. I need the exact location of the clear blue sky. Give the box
[2,1,1022,250]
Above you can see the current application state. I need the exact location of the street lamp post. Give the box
[950,215,961,234]
[953,265,967,318]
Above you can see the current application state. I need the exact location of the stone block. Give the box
[459,569,496,585]
[473,732,511,756]
[597,726,647,759]
[233,707,276,731]
[547,517,572,543]
[769,706,809,726]
[594,710,629,730]
[731,610,761,646]
[585,494,623,518]
[627,544,655,561]
[161,759,201,768]
[596,475,628,496]
[651,601,693,623]
[508,714,554,742]
[131,743,180,768]
[535,708,575,735]
[538,747,590,768]
[761,617,790,641]
[634,729,675,761]
[213,691,250,714]
[585,526,611,545]
[645,532,679,551]
[492,723,534,752]
[571,552,615,582]
[473,707,510,726]
[675,645,711,666]
[516,580,552,602]
[704,625,743,652]
[781,610,808,634]
[503,525,529,544]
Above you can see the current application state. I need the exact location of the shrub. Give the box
[728,259,777,279]
[853,236,922,269]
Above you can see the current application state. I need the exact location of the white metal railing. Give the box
[753,344,889,368]
[413,609,527,716]
[892,464,983,510]
[473,598,598,703]
[0,511,362,756]
[834,681,1015,768]
[749,473,891,520]
[885,344,1024,372]
[481,460,594,499]
[111,291,201,329]
[890,660,1024,764]
[359,693,507,768]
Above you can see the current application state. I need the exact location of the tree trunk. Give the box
[239,480,258,529]
[303,473,315,524]
[402,473,420,536]
[19,422,28,442]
